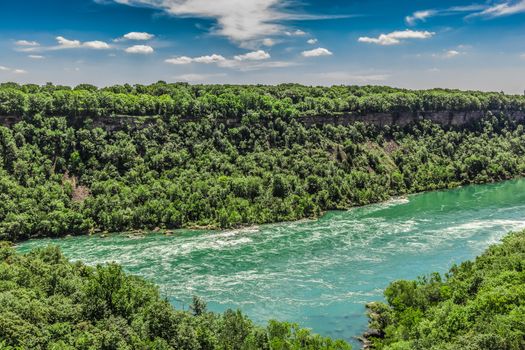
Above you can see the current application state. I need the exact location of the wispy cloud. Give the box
[15,40,40,47]
[28,55,45,59]
[174,73,227,82]
[314,71,390,83]
[285,29,307,36]
[469,0,525,18]
[405,5,486,25]
[0,65,27,74]
[301,47,332,57]
[430,50,464,59]
[443,50,461,58]
[99,0,351,45]
[358,30,434,46]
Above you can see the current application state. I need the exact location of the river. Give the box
[16,178,525,346]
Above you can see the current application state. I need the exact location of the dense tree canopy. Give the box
[1,83,525,240]
[1,82,525,118]
[365,230,525,350]
[0,242,351,350]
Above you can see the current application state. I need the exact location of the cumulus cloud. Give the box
[165,52,292,71]
[125,45,154,54]
[301,47,333,57]
[234,50,270,61]
[15,40,39,46]
[307,38,318,44]
[83,40,112,49]
[56,36,82,48]
[193,54,226,63]
[166,53,225,64]
[165,56,194,64]
[358,30,434,46]
[123,32,155,40]
[18,36,112,52]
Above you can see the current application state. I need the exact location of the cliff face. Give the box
[1,110,524,131]
[299,110,525,127]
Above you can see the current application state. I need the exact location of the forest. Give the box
[2,82,525,240]
[1,82,525,118]
[365,230,525,350]
[0,242,350,349]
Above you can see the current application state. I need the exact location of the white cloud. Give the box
[38,36,112,50]
[406,4,503,25]
[125,45,154,54]
[15,36,111,52]
[193,54,226,63]
[0,66,27,74]
[285,29,307,36]
[56,36,82,48]
[316,72,390,83]
[472,0,525,18]
[444,50,461,58]
[358,30,434,46]
[165,54,226,65]
[28,55,45,59]
[165,56,194,64]
[83,40,111,49]
[520,53,525,59]
[174,73,227,82]
[301,47,333,57]
[15,40,39,46]
[123,32,155,40]
[307,38,318,44]
[104,0,285,43]
[234,50,270,61]
[100,0,346,45]
[165,52,292,71]
[405,10,436,26]
[262,38,276,47]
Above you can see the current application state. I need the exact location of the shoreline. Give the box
[11,175,524,244]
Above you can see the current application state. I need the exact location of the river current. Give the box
[17,178,525,345]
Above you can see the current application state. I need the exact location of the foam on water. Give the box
[16,178,525,347]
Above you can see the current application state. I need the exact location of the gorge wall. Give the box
[1,109,524,131]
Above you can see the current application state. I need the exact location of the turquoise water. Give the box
[17,178,525,346]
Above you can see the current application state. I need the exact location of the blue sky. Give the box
[2,0,525,92]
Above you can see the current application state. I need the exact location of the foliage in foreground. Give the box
[2,83,525,240]
[366,230,525,350]
[0,242,350,350]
